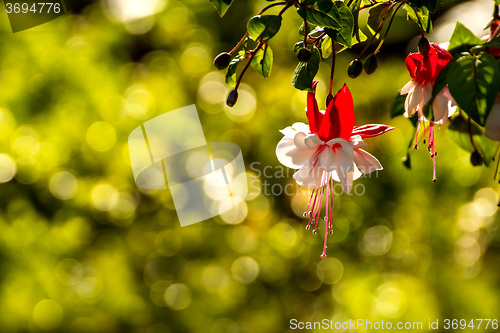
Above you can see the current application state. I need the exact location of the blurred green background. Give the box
[0,0,499,332]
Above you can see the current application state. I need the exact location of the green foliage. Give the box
[323,2,354,48]
[247,15,282,42]
[448,22,483,55]
[292,46,321,91]
[251,44,273,78]
[226,54,244,87]
[391,93,406,118]
[367,3,391,35]
[405,3,432,34]
[297,0,342,31]
[448,114,497,166]
[210,0,233,16]
[447,52,500,126]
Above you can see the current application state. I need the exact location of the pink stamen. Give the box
[414,121,421,149]
[429,123,437,182]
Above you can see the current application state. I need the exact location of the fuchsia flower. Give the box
[401,43,456,181]
[276,82,393,259]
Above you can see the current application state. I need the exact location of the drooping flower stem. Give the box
[373,2,403,55]
[358,2,397,59]
[235,41,264,90]
[329,44,336,96]
[494,143,500,181]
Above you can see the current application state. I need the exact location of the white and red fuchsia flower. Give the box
[400,42,456,181]
[276,82,393,259]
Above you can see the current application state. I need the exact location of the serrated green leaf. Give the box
[322,1,354,48]
[447,53,500,126]
[391,93,406,118]
[367,3,391,35]
[405,4,432,34]
[447,114,496,166]
[292,46,321,91]
[210,0,233,17]
[297,0,342,30]
[448,22,483,55]
[226,56,243,87]
[251,44,273,78]
[247,15,282,42]
[321,36,332,58]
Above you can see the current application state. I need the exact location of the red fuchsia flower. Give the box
[276,82,393,259]
[487,20,500,58]
[401,42,456,181]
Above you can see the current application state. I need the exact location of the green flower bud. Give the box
[214,52,232,70]
[363,53,378,75]
[470,45,484,55]
[226,89,239,107]
[347,59,363,78]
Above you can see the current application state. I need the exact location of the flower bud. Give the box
[418,37,430,56]
[226,89,238,107]
[470,150,483,166]
[214,52,232,70]
[363,53,378,75]
[297,48,312,62]
[347,59,363,78]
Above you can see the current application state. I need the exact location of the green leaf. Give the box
[391,93,406,118]
[405,4,432,34]
[247,15,282,42]
[321,36,332,58]
[251,44,273,78]
[447,114,496,166]
[448,22,483,55]
[226,55,243,87]
[367,3,391,35]
[292,46,321,91]
[447,53,500,126]
[297,0,342,30]
[294,41,304,53]
[406,0,437,13]
[323,2,354,48]
[210,0,233,17]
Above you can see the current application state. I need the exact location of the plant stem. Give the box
[359,2,397,59]
[329,42,336,96]
[374,2,403,55]
[235,41,264,90]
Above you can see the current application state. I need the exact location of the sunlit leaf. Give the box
[292,46,321,91]
[447,53,500,126]
[247,15,282,42]
[210,0,233,17]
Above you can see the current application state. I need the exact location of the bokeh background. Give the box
[0,0,499,332]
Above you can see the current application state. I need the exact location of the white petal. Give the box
[354,149,383,174]
[318,146,337,172]
[333,143,355,195]
[292,122,310,133]
[401,80,416,95]
[349,135,368,149]
[305,134,323,149]
[404,92,413,118]
[276,136,316,169]
[432,90,450,124]
[407,83,423,115]
[293,156,324,189]
[279,122,309,140]
[294,131,309,149]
